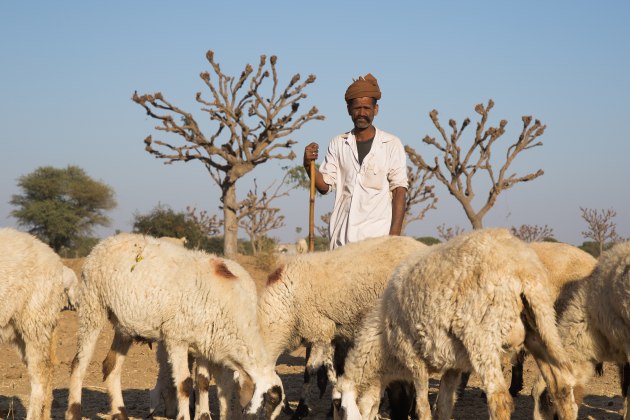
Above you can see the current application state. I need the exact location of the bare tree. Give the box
[133,51,324,257]
[436,223,465,242]
[316,211,331,238]
[238,173,299,255]
[402,162,438,233]
[406,99,545,229]
[186,206,222,237]
[510,224,554,243]
[580,207,623,256]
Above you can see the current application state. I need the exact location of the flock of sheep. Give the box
[1,226,629,420]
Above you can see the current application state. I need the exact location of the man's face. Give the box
[347,97,378,130]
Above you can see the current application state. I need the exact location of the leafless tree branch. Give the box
[406,99,545,229]
[133,50,324,257]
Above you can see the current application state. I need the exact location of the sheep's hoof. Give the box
[292,399,310,419]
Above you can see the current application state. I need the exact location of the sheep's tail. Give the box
[520,277,577,395]
[521,278,580,420]
[520,275,569,367]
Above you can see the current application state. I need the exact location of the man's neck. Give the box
[353,125,376,142]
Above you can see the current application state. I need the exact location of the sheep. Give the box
[532,241,630,420]
[258,235,427,416]
[151,235,426,418]
[0,227,78,420]
[333,228,578,420]
[295,238,308,254]
[65,233,284,420]
[459,241,598,397]
[508,242,597,395]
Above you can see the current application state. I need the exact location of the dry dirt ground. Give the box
[0,257,625,419]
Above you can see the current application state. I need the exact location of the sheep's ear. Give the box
[537,387,555,418]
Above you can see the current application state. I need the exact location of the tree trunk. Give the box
[223,184,239,259]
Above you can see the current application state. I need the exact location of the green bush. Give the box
[415,236,441,246]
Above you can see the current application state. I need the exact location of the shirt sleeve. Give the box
[387,139,408,191]
[319,138,338,193]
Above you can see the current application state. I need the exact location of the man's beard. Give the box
[353,117,371,129]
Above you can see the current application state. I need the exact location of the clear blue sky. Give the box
[1,1,628,246]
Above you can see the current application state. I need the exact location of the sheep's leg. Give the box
[293,344,312,419]
[294,341,334,419]
[466,345,512,420]
[623,359,630,420]
[102,330,133,419]
[214,366,236,420]
[166,341,193,420]
[409,365,430,420]
[66,302,107,420]
[150,341,178,418]
[508,349,526,396]
[22,330,54,420]
[194,357,212,420]
[433,369,461,420]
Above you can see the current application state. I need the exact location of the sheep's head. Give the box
[62,266,79,310]
[532,374,580,420]
[242,371,284,419]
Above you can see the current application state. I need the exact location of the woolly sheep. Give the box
[295,238,308,254]
[459,241,598,396]
[532,241,630,420]
[152,235,427,418]
[258,235,427,415]
[65,233,283,420]
[0,227,77,420]
[333,228,578,420]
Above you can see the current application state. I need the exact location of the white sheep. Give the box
[0,227,78,420]
[257,235,427,415]
[333,228,578,420]
[295,238,308,254]
[459,241,598,396]
[532,241,630,420]
[65,233,283,420]
[183,235,426,417]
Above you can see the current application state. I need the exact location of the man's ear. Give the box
[374,103,379,116]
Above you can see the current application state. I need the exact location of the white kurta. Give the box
[319,127,408,249]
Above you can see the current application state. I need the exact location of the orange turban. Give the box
[344,73,381,102]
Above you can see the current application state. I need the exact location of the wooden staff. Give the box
[308,160,315,252]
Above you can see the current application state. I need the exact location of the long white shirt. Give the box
[319,127,408,249]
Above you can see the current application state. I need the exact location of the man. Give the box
[303,73,408,249]
[302,74,414,419]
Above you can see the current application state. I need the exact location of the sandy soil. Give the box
[0,257,625,419]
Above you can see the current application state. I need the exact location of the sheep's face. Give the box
[532,381,579,420]
[62,266,79,310]
[242,375,284,419]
